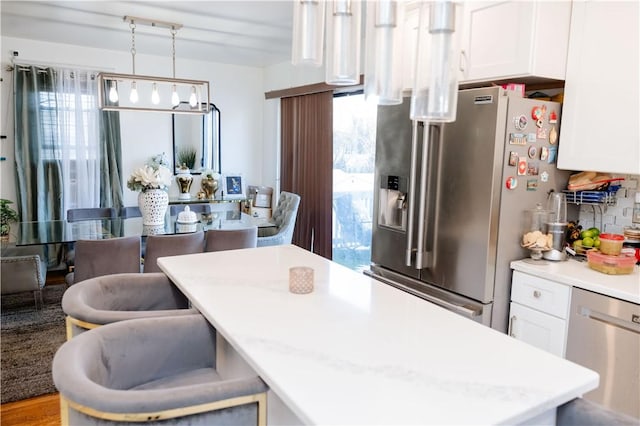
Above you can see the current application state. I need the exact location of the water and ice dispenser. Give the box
[378,175,407,231]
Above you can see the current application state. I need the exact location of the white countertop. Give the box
[159,245,598,425]
[511,258,640,304]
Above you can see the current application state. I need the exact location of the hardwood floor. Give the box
[0,393,60,426]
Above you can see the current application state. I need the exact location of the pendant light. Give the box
[98,16,210,114]
[410,0,462,122]
[364,0,405,105]
[292,0,326,66]
[325,0,361,85]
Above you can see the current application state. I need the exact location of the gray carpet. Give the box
[1,284,67,403]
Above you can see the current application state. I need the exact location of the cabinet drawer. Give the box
[511,271,571,319]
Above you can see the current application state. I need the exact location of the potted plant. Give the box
[177,146,197,171]
[1,199,19,242]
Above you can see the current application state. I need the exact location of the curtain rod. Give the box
[7,58,113,74]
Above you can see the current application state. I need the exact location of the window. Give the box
[332,93,377,272]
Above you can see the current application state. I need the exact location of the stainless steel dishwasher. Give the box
[566,287,640,419]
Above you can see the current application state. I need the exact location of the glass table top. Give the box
[16,211,272,246]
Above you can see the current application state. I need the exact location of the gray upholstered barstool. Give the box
[62,272,198,339]
[53,314,268,425]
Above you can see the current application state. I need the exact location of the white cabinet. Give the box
[557,1,640,175]
[508,271,571,357]
[459,1,571,83]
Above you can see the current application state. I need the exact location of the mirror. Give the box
[172,102,221,174]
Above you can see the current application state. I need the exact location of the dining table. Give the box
[15,211,273,246]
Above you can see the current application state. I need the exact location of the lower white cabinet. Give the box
[508,271,571,357]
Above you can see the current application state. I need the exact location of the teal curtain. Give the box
[14,66,124,267]
[99,110,124,209]
[14,66,63,222]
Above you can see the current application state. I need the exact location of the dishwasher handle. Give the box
[579,306,640,335]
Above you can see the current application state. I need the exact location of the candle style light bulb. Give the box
[151,83,160,105]
[171,84,180,106]
[108,83,119,103]
[189,86,197,107]
[129,81,139,104]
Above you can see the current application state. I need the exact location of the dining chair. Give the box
[143,231,205,273]
[53,314,268,425]
[66,207,118,222]
[65,236,141,285]
[119,206,141,218]
[257,191,301,247]
[62,272,198,339]
[1,244,48,310]
[169,203,212,216]
[65,207,119,272]
[204,227,257,252]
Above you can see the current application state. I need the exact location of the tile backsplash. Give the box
[575,174,639,234]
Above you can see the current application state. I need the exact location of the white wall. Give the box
[0,36,265,208]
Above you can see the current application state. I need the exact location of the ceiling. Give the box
[0,1,294,68]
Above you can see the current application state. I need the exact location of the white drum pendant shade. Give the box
[364,0,405,105]
[410,0,462,122]
[326,0,361,85]
[292,0,326,66]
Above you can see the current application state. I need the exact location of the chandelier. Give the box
[98,16,210,115]
[292,0,462,122]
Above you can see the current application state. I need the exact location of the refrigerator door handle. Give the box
[405,121,420,267]
[415,121,429,269]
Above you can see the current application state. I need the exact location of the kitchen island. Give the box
[158,245,598,425]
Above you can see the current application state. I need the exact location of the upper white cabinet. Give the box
[557,1,640,175]
[401,1,571,90]
[459,1,571,83]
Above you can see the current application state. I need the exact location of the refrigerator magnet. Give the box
[528,145,538,159]
[547,146,558,163]
[509,133,526,145]
[527,133,537,143]
[536,126,547,139]
[514,115,527,130]
[506,176,518,189]
[518,158,527,175]
[540,146,549,161]
[531,106,543,120]
[549,126,558,144]
[527,162,539,176]
[526,179,539,191]
[541,171,549,182]
[508,151,518,166]
[549,111,558,124]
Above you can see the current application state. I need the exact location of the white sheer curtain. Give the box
[55,69,101,211]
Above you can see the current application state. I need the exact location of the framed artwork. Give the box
[222,174,245,199]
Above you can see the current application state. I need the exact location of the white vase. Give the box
[138,188,169,226]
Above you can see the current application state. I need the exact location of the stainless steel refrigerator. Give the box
[367,86,572,332]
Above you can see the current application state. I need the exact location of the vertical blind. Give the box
[280,91,333,259]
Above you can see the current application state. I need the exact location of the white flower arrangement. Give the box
[127,153,172,192]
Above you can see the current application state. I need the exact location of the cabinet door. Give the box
[461,1,534,81]
[557,1,640,175]
[508,302,567,357]
[460,1,570,83]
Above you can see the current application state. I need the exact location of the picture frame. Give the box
[222,173,245,199]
